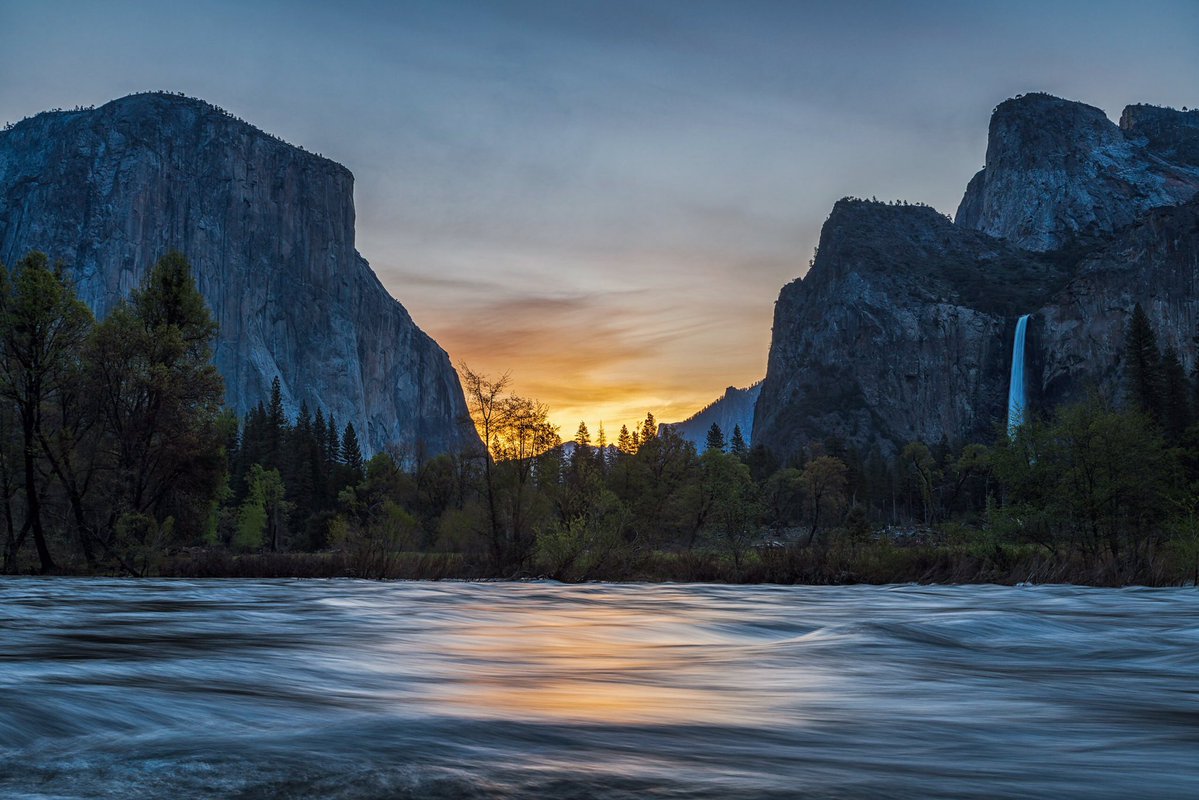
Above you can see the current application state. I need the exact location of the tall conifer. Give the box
[1125,303,1163,419]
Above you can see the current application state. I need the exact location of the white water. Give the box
[1007,314,1031,436]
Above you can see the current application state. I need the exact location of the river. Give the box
[1,579,1197,798]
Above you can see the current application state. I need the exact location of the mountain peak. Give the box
[956,92,1199,250]
[0,95,469,455]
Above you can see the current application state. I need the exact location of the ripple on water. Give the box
[1,579,1197,799]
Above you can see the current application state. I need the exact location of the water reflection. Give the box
[1,579,1197,798]
[420,593,828,725]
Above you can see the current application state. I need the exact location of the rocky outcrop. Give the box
[0,93,472,455]
[757,94,1199,460]
[754,200,1060,459]
[956,94,1199,251]
[662,382,762,449]
[1035,198,1199,410]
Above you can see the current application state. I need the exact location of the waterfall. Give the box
[1006,314,1031,437]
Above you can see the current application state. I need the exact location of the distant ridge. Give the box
[662,382,762,449]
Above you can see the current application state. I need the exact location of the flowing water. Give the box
[1,580,1197,799]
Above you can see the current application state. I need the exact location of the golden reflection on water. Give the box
[397,591,817,727]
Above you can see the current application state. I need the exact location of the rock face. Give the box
[956,94,1199,251]
[1035,199,1199,410]
[661,382,762,450]
[756,94,1199,460]
[0,93,472,455]
[755,200,1060,458]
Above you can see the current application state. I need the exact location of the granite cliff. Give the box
[755,94,1199,460]
[956,94,1199,251]
[0,93,471,455]
[661,382,762,450]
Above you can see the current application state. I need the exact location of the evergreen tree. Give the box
[730,425,749,460]
[314,407,328,458]
[574,421,591,450]
[1162,346,1191,442]
[1125,303,1163,419]
[265,376,286,469]
[705,422,726,452]
[638,413,657,449]
[341,422,364,474]
[286,401,317,523]
[616,424,633,455]
[326,412,340,464]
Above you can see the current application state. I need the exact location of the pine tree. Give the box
[639,413,657,449]
[314,407,328,454]
[574,421,591,449]
[266,376,287,468]
[287,401,316,519]
[1162,346,1191,441]
[730,425,749,459]
[617,424,633,455]
[326,412,340,465]
[295,401,312,439]
[594,422,608,469]
[1125,303,1163,420]
[341,422,364,474]
[705,422,726,452]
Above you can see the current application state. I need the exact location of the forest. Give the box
[1,251,1197,585]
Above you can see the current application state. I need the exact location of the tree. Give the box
[459,362,509,563]
[325,412,340,465]
[761,467,803,534]
[705,422,726,452]
[1161,347,1190,442]
[0,253,95,572]
[901,442,940,526]
[992,397,1177,566]
[594,422,608,470]
[638,413,657,449]
[799,455,848,544]
[730,425,749,460]
[1124,303,1162,420]
[616,424,633,455]
[341,422,364,475]
[493,395,559,563]
[265,376,287,468]
[574,421,591,450]
[236,464,290,551]
[701,450,757,567]
[89,252,225,555]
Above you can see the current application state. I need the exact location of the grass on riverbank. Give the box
[146,530,1198,587]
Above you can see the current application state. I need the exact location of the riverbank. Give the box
[143,536,1197,587]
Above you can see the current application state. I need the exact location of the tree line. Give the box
[2,251,1197,584]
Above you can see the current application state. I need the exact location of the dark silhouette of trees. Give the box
[0,252,93,572]
[1125,303,1163,420]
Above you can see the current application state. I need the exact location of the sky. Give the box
[1,0,1197,436]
